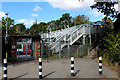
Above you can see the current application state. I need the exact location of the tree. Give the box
[15,23,26,34]
[25,28,30,34]
[90,2,118,18]
[55,20,61,30]
[60,13,72,22]
[100,30,120,64]
[73,15,89,25]
[90,1,119,32]
[38,22,47,32]
[102,17,113,28]
[2,17,15,36]
[91,1,120,65]
[60,13,72,28]
[29,24,38,35]
[27,13,90,34]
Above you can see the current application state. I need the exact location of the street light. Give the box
[5,13,8,42]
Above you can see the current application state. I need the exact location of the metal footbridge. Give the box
[40,23,103,52]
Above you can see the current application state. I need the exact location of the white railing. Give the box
[41,24,93,52]
[51,25,89,52]
[49,26,78,46]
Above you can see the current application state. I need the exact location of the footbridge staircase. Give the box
[41,24,96,53]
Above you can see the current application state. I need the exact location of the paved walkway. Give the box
[0,66,2,80]
[7,58,118,79]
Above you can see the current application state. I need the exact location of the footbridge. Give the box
[40,22,104,52]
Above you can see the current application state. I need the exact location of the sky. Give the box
[0,0,119,28]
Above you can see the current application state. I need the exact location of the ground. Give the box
[1,58,119,79]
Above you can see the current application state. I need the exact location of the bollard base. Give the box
[99,71,102,75]
[71,73,75,76]
[39,75,42,79]
[3,77,7,80]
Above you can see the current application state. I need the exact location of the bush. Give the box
[99,28,120,65]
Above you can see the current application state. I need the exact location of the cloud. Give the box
[16,19,34,25]
[87,9,106,18]
[46,0,95,10]
[32,13,39,17]
[89,10,104,17]
[33,5,42,11]
[0,12,6,19]
[114,4,118,11]
[16,19,36,28]
[88,9,106,21]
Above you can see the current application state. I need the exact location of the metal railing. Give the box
[50,24,91,52]
[41,24,93,53]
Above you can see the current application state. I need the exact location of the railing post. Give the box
[83,26,85,34]
[70,34,72,44]
[77,30,78,38]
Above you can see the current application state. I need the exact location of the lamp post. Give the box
[5,13,8,42]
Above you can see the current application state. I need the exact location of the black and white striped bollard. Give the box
[39,58,42,79]
[3,59,7,80]
[71,57,74,76]
[99,57,102,75]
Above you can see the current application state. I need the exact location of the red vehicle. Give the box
[17,42,32,54]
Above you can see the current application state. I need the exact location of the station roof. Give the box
[8,34,41,40]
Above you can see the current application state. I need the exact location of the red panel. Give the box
[23,43,26,53]
[23,43,32,54]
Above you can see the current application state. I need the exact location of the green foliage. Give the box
[60,13,72,22]
[15,23,26,34]
[102,17,114,29]
[90,2,118,18]
[73,15,90,25]
[1,13,90,35]
[100,28,120,64]
[2,17,15,36]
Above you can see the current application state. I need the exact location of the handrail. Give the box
[41,24,93,53]
[51,25,84,50]
[50,26,77,46]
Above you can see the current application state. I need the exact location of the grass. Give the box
[94,55,119,72]
[118,67,120,78]
[44,52,88,60]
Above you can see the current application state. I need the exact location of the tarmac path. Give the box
[5,58,118,79]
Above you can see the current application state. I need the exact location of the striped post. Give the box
[71,57,74,76]
[39,58,42,79]
[99,57,102,75]
[3,59,7,80]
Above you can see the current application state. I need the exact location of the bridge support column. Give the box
[89,35,91,45]
[59,41,61,59]
[83,35,86,45]
[89,26,91,44]
[67,40,70,57]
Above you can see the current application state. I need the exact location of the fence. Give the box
[40,43,89,60]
